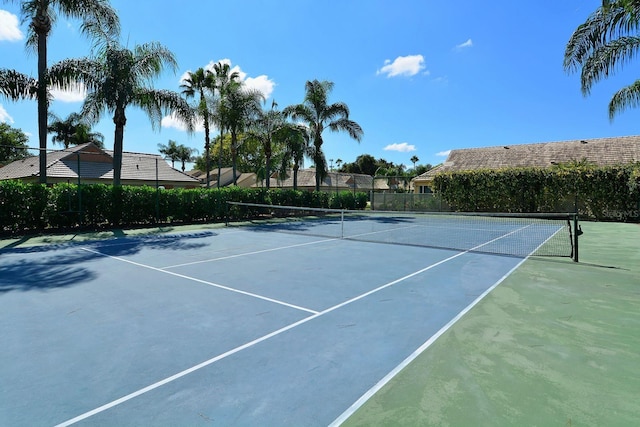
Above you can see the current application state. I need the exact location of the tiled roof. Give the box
[441,136,640,173]
[264,169,374,190]
[0,143,200,185]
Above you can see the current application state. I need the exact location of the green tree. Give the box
[278,124,311,190]
[210,62,241,188]
[180,67,215,184]
[53,41,194,186]
[176,144,197,172]
[48,111,104,148]
[2,0,119,183]
[0,122,30,164]
[564,0,640,119]
[157,139,180,168]
[285,80,363,191]
[410,155,419,172]
[247,100,294,189]
[222,82,264,185]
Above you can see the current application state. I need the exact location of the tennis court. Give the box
[1,209,576,426]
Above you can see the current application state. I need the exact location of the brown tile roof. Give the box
[441,135,640,173]
[0,143,200,186]
[263,169,374,190]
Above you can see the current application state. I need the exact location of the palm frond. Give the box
[0,69,37,100]
[609,79,640,118]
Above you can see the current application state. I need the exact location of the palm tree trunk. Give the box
[265,142,271,189]
[231,131,238,186]
[37,29,48,184]
[204,115,210,188]
[293,163,299,191]
[112,108,126,187]
[217,129,223,189]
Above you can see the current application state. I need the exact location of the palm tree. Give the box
[52,41,194,186]
[410,155,419,172]
[211,62,241,187]
[564,0,640,119]
[247,100,292,189]
[180,67,215,185]
[176,144,197,172]
[157,139,180,168]
[222,83,264,185]
[285,80,363,191]
[47,111,104,148]
[279,123,311,191]
[6,0,119,183]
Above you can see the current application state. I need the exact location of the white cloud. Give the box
[377,55,427,78]
[181,59,275,99]
[0,104,14,123]
[384,142,416,153]
[0,10,23,41]
[50,83,86,102]
[161,113,205,133]
[455,39,473,50]
[436,150,451,157]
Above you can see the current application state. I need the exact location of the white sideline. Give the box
[56,224,538,426]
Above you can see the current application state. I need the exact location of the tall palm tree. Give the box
[564,0,640,119]
[5,0,119,183]
[52,41,194,186]
[222,83,264,185]
[157,139,180,168]
[410,155,419,172]
[176,144,197,172]
[180,67,215,185]
[285,80,363,191]
[211,62,240,188]
[247,100,292,189]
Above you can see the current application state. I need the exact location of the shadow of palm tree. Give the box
[0,231,219,293]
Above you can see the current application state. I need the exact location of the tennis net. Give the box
[226,202,579,261]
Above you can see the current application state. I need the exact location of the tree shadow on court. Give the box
[0,231,219,293]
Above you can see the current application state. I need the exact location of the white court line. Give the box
[329,224,559,426]
[56,225,532,426]
[80,248,319,315]
[161,236,337,270]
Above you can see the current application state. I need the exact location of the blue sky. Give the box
[1,0,638,170]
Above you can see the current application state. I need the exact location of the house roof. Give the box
[413,135,640,183]
[0,143,200,185]
[265,169,374,189]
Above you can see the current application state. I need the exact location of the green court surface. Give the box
[342,222,640,427]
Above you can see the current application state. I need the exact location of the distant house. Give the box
[257,169,377,192]
[0,143,200,188]
[186,167,257,188]
[413,135,640,193]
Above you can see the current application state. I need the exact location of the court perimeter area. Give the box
[1,220,639,426]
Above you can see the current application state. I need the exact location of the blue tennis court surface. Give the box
[0,219,561,426]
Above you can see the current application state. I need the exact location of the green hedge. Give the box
[432,164,640,221]
[0,181,370,234]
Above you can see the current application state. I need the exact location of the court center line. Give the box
[57,226,533,426]
[80,247,319,315]
[160,236,337,270]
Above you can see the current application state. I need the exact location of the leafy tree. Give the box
[48,111,104,148]
[210,62,240,188]
[246,100,294,189]
[222,82,264,185]
[176,144,197,172]
[2,0,119,183]
[180,67,215,184]
[410,155,419,171]
[53,41,194,186]
[285,80,363,191]
[0,122,30,164]
[157,139,180,168]
[564,0,640,119]
[278,124,311,190]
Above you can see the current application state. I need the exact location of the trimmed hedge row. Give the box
[0,181,368,234]
[432,165,640,221]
